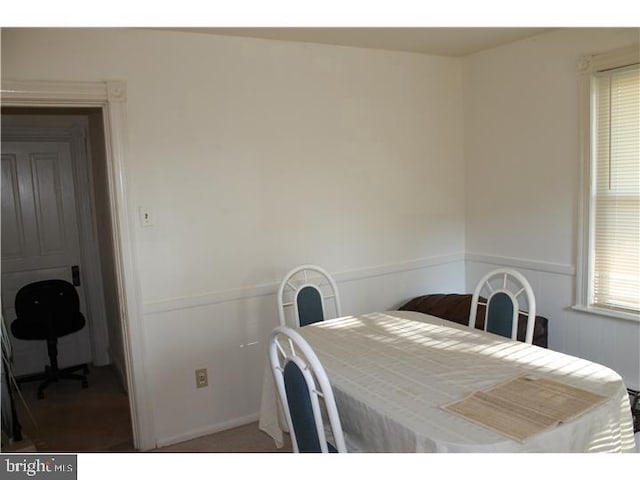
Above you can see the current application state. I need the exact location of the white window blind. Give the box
[592,64,640,314]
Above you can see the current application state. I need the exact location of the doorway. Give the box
[1,107,133,451]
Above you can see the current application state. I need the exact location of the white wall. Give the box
[1,28,466,446]
[4,27,636,449]
[463,28,640,390]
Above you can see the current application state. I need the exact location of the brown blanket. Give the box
[399,293,548,348]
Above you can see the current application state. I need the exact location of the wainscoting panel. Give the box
[143,256,465,447]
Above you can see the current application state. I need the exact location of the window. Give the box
[576,45,640,320]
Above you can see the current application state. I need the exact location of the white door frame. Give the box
[1,79,155,450]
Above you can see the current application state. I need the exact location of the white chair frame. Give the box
[469,268,537,344]
[277,264,342,328]
[269,326,347,453]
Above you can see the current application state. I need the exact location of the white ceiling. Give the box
[165,27,555,57]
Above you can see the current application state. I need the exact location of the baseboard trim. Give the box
[153,413,259,450]
[143,253,465,315]
[466,253,575,276]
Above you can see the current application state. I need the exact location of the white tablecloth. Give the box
[259,311,636,452]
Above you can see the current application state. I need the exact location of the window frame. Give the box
[574,44,640,323]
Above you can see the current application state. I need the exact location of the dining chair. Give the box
[469,268,537,344]
[277,264,342,328]
[269,325,347,453]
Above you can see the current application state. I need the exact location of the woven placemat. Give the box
[443,375,608,443]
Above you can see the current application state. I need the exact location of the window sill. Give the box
[571,304,640,323]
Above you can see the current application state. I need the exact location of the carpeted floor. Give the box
[7,365,134,452]
[151,422,291,453]
[4,364,291,453]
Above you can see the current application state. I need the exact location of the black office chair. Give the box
[11,279,89,399]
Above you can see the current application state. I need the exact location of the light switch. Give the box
[139,207,153,227]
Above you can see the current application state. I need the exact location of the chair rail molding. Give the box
[1,78,156,451]
[143,252,466,315]
[465,253,575,276]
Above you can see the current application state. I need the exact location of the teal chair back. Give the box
[277,265,342,328]
[469,268,536,344]
[269,326,346,453]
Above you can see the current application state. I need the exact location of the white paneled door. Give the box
[1,140,93,376]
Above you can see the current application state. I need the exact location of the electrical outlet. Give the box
[195,368,208,388]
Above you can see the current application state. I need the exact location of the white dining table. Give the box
[258,310,636,453]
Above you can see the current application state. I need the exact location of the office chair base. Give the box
[17,363,89,400]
